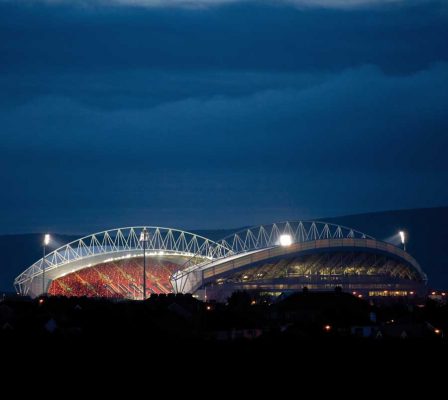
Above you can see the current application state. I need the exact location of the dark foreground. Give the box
[1,291,447,368]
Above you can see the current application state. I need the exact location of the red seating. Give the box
[48,258,182,299]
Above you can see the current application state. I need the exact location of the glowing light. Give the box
[352,291,357,295]
[139,228,149,243]
[434,329,441,335]
[431,292,436,295]
[251,300,256,305]
[399,231,405,245]
[324,325,332,331]
[409,291,414,295]
[38,299,44,304]
[279,234,292,246]
[44,234,51,246]
[358,294,363,298]
[206,306,211,311]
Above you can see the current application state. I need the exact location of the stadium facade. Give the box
[14,222,427,301]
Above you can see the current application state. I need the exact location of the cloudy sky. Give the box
[0,0,447,234]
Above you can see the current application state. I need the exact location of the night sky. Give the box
[0,1,447,234]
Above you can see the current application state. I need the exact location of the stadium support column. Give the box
[140,228,149,300]
[143,239,146,300]
[42,245,46,295]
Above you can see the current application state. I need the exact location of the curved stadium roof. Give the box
[15,221,427,298]
[171,221,426,295]
[14,226,232,296]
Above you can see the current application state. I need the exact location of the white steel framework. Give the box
[15,221,426,299]
[14,226,232,296]
[171,221,426,295]
[173,221,374,284]
[218,221,373,253]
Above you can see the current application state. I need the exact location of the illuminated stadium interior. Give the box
[14,227,230,298]
[15,222,427,301]
[49,258,184,299]
[184,249,426,302]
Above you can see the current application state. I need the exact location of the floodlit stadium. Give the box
[14,222,427,301]
[14,227,231,299]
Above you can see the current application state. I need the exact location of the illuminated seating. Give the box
[48,258,182,299]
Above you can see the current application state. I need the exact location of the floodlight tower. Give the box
[399,230,406,252]
[42,234,51,296]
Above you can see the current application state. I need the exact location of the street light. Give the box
[42,234,51,296]
[139,228,150,300]
[399,230,406,251]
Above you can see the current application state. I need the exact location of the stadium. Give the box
[14,222,427,302]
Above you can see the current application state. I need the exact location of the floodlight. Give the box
[279,234,292,246]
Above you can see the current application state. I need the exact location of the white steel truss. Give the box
[171,222,428,295]
[171,221,376,292]
[14,226,232,295]
[218,221,373,254]
[13,221,379,297]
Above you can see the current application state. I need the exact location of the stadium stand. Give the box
[49,258,181,299]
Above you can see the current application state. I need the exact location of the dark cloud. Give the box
[0,1,447,75]
[2,64,447,168]
[0,1,447,233]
